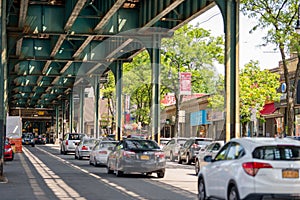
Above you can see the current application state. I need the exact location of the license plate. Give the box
[140,155,149,160]
[282,169,299,178]
[26,142,29,144]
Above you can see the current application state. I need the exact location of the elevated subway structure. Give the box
[0,0,240,148]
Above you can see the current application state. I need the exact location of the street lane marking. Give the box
[19,153,48,200]
[23,147,86,200]
[36,146,148,200]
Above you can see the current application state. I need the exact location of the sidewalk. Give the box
[0,146,59,200]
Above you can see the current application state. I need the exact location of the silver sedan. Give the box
[89,140,118,166]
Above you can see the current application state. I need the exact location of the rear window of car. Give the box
[126,140,160,150]
[68,134,84,140]
[253,145,300,161]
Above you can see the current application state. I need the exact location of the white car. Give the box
[60,133,86,154]
[198,137,300,200]
[194,140,224,175]
[89,140,118,166]
[75,137,98,159]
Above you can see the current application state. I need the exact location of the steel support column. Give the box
[215,0,240,141]
[79,86,85,134]
[115,61,123,141]
[94,76,100,138]
[0,0,7,179]
[149,34,161,143]
[69,91,73,133]
[55,105,59,141]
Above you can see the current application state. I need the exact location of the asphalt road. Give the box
[1,144,198,200]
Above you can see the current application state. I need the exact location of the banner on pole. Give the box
[180,72,192,95]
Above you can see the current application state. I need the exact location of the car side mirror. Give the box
[203,155,213,162]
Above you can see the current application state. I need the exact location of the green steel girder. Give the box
[3,0,240,140]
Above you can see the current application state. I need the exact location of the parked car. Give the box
[60,133,86,155]
[198,137,300,200]
[4,138,14,161]
[194,140,224,175]
[89,140,118,166]
[35,134,46,144]
[22,132,35,147]
[286,136,300,141]
[159,138,171,149]
[107,138,166,178]
[178,137,212,164]
[74,137,98,160]
[162,137,188,161]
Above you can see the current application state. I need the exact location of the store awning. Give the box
[260,103,277,115]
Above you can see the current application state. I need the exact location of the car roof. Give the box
[230,137,300,152]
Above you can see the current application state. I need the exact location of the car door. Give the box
[180,140,191,160]
[207,142,245,198]
[205,142,231,197]
[163,139,174,157]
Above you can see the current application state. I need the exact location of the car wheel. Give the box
[116,162,123,177]
[228,185,240,200]
[178,153,182,164]
[198,178,206,200]
[116,170,123,177]
[106,164,113,174]
[94,158,99,167]
[195,160,200,175]
[185,154,191,165]
[170,152,175,161]
[157,170,165,178]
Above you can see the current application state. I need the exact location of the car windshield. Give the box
[83,139,97,145]
[177,139,187,145]
[253,145,300,161]
[196,140,212,146]
[126,140,160,150]
[100,142,117,148]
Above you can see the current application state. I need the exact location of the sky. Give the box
[189,6,282,71]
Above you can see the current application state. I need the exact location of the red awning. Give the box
[260,103,277,115]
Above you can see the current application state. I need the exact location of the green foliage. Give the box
[161,24,224,95]
[207,74,225,111]
[240,0,299,136]
[239,61,281,124]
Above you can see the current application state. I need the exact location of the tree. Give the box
[161,24,224,137]
[240,0,300,136]
[101,72,116,133]
[239,61,281,136]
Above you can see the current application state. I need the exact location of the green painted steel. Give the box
[1,0,240,145]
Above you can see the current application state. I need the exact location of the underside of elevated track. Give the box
[0,0,240,143]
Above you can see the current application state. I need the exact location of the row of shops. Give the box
[160,93,298,140]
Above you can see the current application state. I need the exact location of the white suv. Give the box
[198,137,300,200]
[60,133,86,154]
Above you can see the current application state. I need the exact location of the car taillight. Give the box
[123,150,135,158]
[81,146,88,150]
[155,152,165,159]
[242,162,273,176]
[98,150,107,154]
[66,140,68,145]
